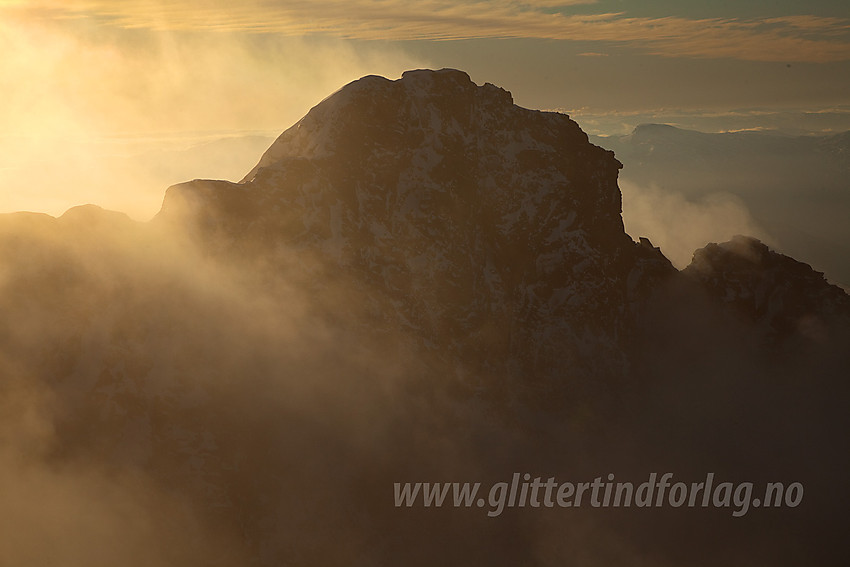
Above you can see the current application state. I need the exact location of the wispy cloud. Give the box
[0,1,423,217]
[762,15,850,33]
[8,0,850,62]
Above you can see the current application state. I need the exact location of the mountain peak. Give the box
[4,70,849,566]
[684,235,850,335]
[158,69,661,384]
[401,67,469,79]
[59,204,133,229]
[400,67,472,87]
[240,68,520,182]
[163,69,623,266]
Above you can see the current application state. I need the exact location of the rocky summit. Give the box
[1,69,848,566]
[159,69,675,394]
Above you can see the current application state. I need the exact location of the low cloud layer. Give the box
[620,180,771,268]
[1,185,847,565]
[576,106,850,136]
[0,10,422,217]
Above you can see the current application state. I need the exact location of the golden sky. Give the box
[1,0,849,218]
[6,1,849,60]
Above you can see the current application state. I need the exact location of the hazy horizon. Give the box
[3,0,849,220]
[6,108,850,222]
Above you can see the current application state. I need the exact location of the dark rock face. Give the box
[160,69,674,393]
[684,235,850,339]
[2,70,848,566]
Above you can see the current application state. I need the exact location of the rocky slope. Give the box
[0,69,847,566]
[158,69,675,396]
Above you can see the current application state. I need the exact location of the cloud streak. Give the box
[8,0,850,62]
